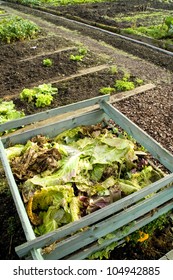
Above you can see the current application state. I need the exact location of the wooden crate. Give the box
[0,95,173,260]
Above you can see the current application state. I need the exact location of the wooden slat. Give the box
[30,249,44,260]
[0,140,44,259]
[0,141,35,241]
[3,64,110,101]
[66,200,173,260]
[110,83,155,103]
[15,174,173,258]
[49,64,110,84]
[19,46,77,62]
[1,109,108,146]
[0,95,109,134]
[100,100,173,172]
[0,83,155,135]
[160,249,173,260]
[44,187,173,260]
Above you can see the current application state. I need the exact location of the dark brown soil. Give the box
[0,182,26,260]
[44,0,173,49]
[0,34,107,98]
[0,1,173,260]
[43,0,173,30]
[109,222,173,260]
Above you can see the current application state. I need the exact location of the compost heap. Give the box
[6,120,163,236]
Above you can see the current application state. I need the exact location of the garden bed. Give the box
[38,0,173,52]
[0,1,173,260]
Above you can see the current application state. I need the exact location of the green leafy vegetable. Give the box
[99,87,115,95]
[35,93,53,107]
[42,58,53,67]
[0,100,25,135]
[115,80,135,91]
[164,16,173,36]
[0,16,40,43]
[20,83,58,107]
[70,54,84,61]
[19,89,35,103]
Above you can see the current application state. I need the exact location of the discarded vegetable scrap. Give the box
[6,120,163,236]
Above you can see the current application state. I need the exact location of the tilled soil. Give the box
[42,0,173,52]
[114,85,173,154]
[0,35,108,97]
[45,0,166,22]
[0,1,173,260]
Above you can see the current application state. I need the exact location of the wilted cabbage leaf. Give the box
[5,144,24,160]
[5,121,164,236]
[27,184,76,235]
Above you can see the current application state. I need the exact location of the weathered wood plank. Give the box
[1,109,107,146]
[5,64,110,101]
[19,47,77,62]
[50,64,110,84]
[0,95,109,134]
[66,201,173,260]
[100,100,173,172]
[160,249,173,260]
[0,83,155,135]
[0,142,36,239]
[110,83,155,103]
[15,176,173,258]
[44,187,173,260]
